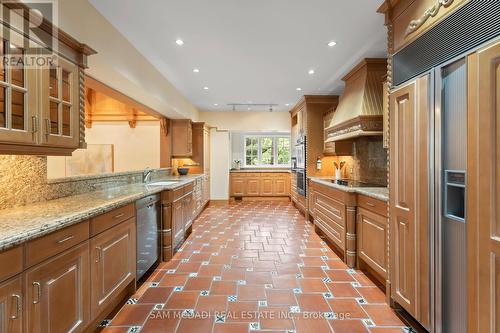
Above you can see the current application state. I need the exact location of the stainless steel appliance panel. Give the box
[439,58,467,333]
[136,194,161,280]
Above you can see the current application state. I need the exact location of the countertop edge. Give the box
[309,177,389,202]
[0,175,203,252]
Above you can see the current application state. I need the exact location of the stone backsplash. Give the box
[0,155,171,210]
[320,136,387,186]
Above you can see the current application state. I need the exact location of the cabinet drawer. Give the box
[0,246,23,283]
[25,221,89,268]
[358,195,388,217]
[315,192,345,229]
[184,183,194,194]
[315,209,345,250]
[90,204,135,236]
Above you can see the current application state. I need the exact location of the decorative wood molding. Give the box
[405,0,454,36]
[325,115,383,140]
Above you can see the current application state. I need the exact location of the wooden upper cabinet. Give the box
[378,0,469,52]
[40,57,80,149]
[90,219,135,319]
[0,2,95,155]
[24,242,90,333]
[0,276,23,333]
[389,74,430,327]
[0,31,37,147]
[467,40,500,333]
[172,119,193,157]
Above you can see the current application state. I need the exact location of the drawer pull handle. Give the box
[366,202,376,207]
[95,246,102,262]
[32,282,41,304]
[11,294,21,319]
[57,235,74,244]
[113,213,125,219]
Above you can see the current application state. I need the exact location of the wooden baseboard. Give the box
[209,200,231,206]
[238,196,290,202]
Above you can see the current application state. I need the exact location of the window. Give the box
[243,135,291,167]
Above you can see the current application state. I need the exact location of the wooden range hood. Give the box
[325,58,387,142]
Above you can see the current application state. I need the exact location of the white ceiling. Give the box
[89,0,387,113]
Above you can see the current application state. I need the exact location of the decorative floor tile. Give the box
[103,201,404,333]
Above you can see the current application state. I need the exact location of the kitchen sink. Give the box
[146,181,179,186]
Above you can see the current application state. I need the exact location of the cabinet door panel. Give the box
[90,219,135,318]
[40,57,80,148]
[245,178,260,196]
[358,208,387,279]
[231,177,245,196]
[389,75,430,324]
[0,276,22,333]
[172,200,184,247]
[260,177,274,196]
[25,242,90,333]
[390,81,416,314]
[468,40,500,333]
[273,177,288,196]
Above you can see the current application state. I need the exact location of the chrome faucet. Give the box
[143,168,153,183]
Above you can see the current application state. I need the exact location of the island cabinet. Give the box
[356,195,388,286]
[0,2,95,155]
[0,203,137,333]
[309,181,357,267]
[230,172,290,198]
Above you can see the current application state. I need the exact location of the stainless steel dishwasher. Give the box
[136,194,161,280]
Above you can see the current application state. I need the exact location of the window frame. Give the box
[242,134,291,168]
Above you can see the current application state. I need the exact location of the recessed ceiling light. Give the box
[285,103,290,106]
[213,103,218,106]
[203,86,209,90]
[327,41,337,47]
[296,88,302,91]
[193,68,200,73]
[308,69,315,75]
[175,39,184,46]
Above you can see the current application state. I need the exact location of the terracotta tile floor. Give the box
[101,201,410,333]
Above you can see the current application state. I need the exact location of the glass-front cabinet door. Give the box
[41,56,80,148]
[0,31,37,145]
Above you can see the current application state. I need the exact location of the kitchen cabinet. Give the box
[25,242,90,333]
[90,219,136,319]
[171,119,193,157]
[389,75,430,327]
[162,182,197,258]
[309,180,357,268]
[0,5,95,155]
[357,195,388,283]
[40,57,81,149]
[0,276,22,333]
[202,174,210,206]
[467,40,500,333]
[230,172,290,197]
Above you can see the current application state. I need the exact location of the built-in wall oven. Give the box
[294,136,306,196]
[296,169,306,196]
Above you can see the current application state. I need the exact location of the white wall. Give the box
[47,121,160,178]
[210,129,230,200]
[58,0,199,120]
[199,111,290,132]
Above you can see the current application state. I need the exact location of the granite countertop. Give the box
[0,174,203,252]
[309,177,389,202]
[230,169,291,173]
